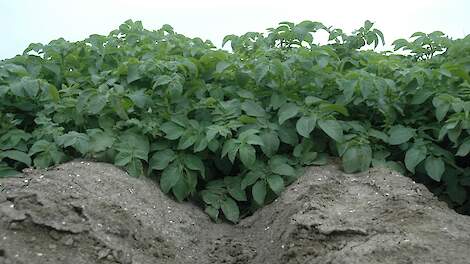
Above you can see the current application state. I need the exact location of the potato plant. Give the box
[1,20,469,222]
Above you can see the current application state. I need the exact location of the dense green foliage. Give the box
[1,20,470,222]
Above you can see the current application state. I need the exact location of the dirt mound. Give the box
[1,161,469,264]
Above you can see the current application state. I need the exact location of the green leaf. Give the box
[115,151,132,166]
[216,61,231,73]
[270,162,296,176]
[388,125,414,145]
[153,75,172,87]
[373,29,385,45]
[411,89,434,104]
[221,139,239,162]
[127,63,141,84]
[245,135,264,147]
[186,170,198,193]
[305,96,323,105]
[126,158,143,177]
[0,150,31,166]
[404,146,427,173]
[221,197,239,223]
[160,164,181,193]
[207,139,219,152]
[47,85,59,102]
[260,131,279,157]
[369,129,389,142]
[435,104,450,122]
[267,174,284,195]
[239,143,256,168]
[116,133,149,161]
[178,133,197,150]
[88,94,107,114]
[341,145,372,173]
[0,129,31,149]
[33,154,52,168]
[447,183,467,205]
[149,149,176,170]
[0,163,19,178]
[456,138,470,156]
[27,140,64,169]
[310,152,328,165]
[254,63,269,84]
[239,115,256,124]
[318,119,343,142]
[319,103,349,116]
[224,176,247,201]
[56,132,90,154]
[183,154,205,177]
[161,122,185,140]
[128,89,149,109]
[364,20,373,31]
[10,77,40,98]
[194,136,208,152]
[172,176,190,202]
[278,125,299,145]
[29,140,51,155]
[317,56,328,68]
[87,129,115,153]
[296,116,316,138]
[278,103,299,125]
[110,95,129,120]
[241,171,263,189]
[424,156,445,182]
[270,93,286,110]
[240,129,264,146]
[201,191,221,208]
[205,206,219,221]
[241,100,266,117]
[252,180,267,205]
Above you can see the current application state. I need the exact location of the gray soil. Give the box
[1,160,470,264]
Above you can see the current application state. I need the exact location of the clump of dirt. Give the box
[1,161,470,264]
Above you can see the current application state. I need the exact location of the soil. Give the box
[1,160,470,264]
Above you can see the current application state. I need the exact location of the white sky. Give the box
[1,0,469,59]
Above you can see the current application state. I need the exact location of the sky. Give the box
[1,0,469,59]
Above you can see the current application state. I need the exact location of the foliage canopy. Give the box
[1,20,470,222]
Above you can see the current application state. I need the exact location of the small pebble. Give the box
[49,231,61,240]
[98,248,110,259]
[9,222,22,230]
[63,237,74,246]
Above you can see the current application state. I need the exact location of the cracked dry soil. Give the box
[1,161,470,264]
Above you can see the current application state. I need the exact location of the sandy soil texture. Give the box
[1,161,469,264]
